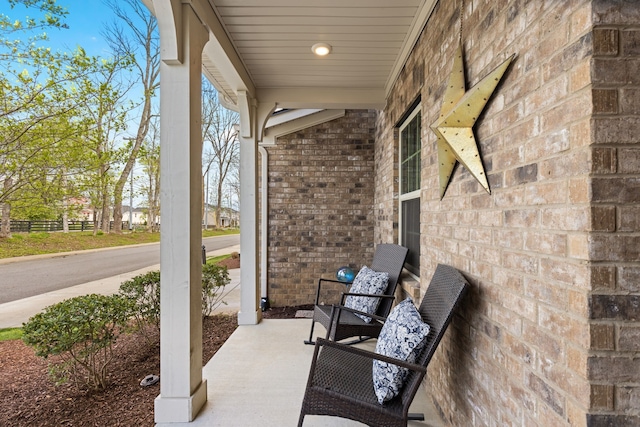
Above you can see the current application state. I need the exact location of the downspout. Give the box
[258,144,269,310]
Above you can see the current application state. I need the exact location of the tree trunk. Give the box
[146,181,154,233]
[101,192,110,233]
[216,179,223,228]
[1,177,12,238]
[61,174,69,233]
[62,210,69,233]
[0,203,10,238]
[92,208,99,236]
[113,190,123,233]
[151,171,160,232]
[202,174,206,229]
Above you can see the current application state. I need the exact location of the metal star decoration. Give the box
[431,43,515,199]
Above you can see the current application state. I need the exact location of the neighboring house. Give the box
[121,206,148,226]
[203,204,238,228]
[66,197,94,221]
[143,1,640,426]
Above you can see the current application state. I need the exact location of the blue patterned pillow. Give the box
[372,298,431,404]
[344,266,389,323]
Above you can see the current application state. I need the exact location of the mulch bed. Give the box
[0,314,238,427]
[262,304,314,319]
[0,252,312,426]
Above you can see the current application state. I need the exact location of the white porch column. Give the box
[154,3,209,423]
[237,96,275,325]
[237,91,260,325]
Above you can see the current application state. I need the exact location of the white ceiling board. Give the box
[216,7,420,18]
[198,0,436,108]
[213,0,422,7]
[231,33,409,42]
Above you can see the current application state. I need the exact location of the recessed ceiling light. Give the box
[311,43,332,56]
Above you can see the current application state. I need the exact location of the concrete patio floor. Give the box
[157,318,445,427]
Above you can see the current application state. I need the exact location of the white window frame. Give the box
[398,105,421,277]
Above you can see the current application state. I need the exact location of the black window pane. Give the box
[400,112,421,195]
[402,198,420,276]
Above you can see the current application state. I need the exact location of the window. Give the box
[399,107,421,276]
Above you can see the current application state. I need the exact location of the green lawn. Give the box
[0,327,23,342]
[0,228,239,259]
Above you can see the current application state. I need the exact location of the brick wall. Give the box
[586,2,640,425]
[372,0,640,426]
[266,110,377,306]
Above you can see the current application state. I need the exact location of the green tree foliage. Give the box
[0,1,138,237]
[0,0,68,38]
[0,1,134,236]
[72,53,135,234]
[1,1,74,236]
[22,293,133,391]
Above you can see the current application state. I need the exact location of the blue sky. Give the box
[50,0,116,55]
[1,0,119,57]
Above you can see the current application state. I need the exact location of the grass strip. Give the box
[0,228,238,259]
[0,328,23,342]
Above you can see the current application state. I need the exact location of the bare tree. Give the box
[104,0,160,233]
[139,115,160,232]
[202,80,239,228]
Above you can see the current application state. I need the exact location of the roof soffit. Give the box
[206,0,437,109]
[149,0,437,110]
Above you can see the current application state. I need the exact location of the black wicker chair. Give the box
[304,244,409,345]
[298,264,469,427]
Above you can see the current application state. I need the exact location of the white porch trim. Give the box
[256,87,386,110]
[263,109,346,146]
[154,2,209,423]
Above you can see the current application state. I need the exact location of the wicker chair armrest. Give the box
[330,304,388,323]
[314,338,427,374]
[320,277,353,285]
[312,277,352,305]
[338,292,394,305]
[326,304,389,340]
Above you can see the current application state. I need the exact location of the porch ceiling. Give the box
[201,0,437,110]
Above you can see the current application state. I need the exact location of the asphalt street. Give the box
[0,234,240,304]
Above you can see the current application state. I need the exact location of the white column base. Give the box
[238,309,261,325]
[154,379,208,423]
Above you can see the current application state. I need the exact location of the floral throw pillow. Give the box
[372,298,431,404]
[343,266,389,323]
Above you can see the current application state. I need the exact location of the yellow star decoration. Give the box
[431,43,515,199]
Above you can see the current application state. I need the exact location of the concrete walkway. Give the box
[158,319,445,427]
[0,245,240,328]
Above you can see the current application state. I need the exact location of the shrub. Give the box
[202,263,230,317]
[118,270,161,331]
[22,294,132,391]
[119,263,230,327]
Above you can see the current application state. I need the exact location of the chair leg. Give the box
[297,413,305,427]
[304,319,316,345]
[408,413,425,421]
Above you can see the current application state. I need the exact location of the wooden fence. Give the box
[9,220,129,233]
